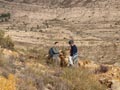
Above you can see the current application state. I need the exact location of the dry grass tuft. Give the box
[0,74,16,90]
[62,68,107,90]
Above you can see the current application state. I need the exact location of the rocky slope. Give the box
[0,47,120,90]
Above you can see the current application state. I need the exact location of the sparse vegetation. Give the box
[0,30,14,50]
[0,13,11,22]
[0,0,120,90]
[0,74,16,90]
[1,35,14,50]
[62,68,107,90]
[14,48,107,90]
[0,44,118,90]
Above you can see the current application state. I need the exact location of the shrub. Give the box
[0,13,11,19]
[0,74,16,90]
[1,35,14,50]
[0,30,5,46]
[62,68,107,90]
[0,13,11,22]
[0,30,14,50]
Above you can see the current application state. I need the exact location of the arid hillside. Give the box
[0,0,120,90]
[3,0,120,8]
[1,0,120,22]
[0,0,120,63]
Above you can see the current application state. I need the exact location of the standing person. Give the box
[48,42,60,65]
[68,40,78,66]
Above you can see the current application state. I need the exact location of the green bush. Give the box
[1,35,14,50]
[0,13,10,19]
[0,30,14,50]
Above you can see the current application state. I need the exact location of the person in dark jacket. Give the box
[68,40,78,66]
[48,42,60,65]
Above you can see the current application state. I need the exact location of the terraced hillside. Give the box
[0,0,120,64]
[0,1,120,90]
[3,0,120,8]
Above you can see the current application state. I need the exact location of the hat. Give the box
[69,40,74,44]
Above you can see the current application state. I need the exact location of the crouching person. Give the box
[47,42,60,66]
[68,40,78,67]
